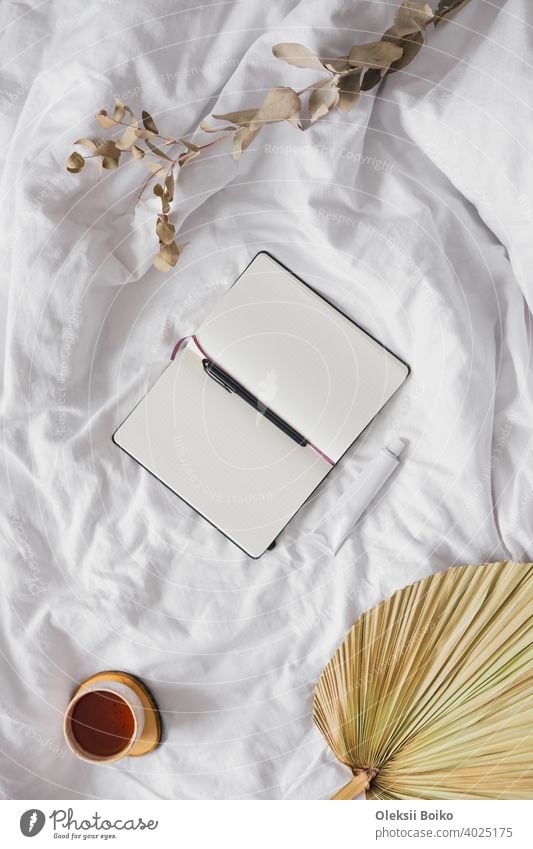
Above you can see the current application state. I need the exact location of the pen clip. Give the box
[203,359,233,392]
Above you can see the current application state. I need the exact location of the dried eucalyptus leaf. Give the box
[113,99,125,122]
[178,149,201,167]
[213,108,259,126]
[348,41,403,69]
[123,105,137,124]
[146,138,173,161]
[154,252,172,273]
[382,25,404,45]
[388,31,424,71]
[232,127,249,160]
[131,144,145,159]
[153,182,170,213]
[165,172,174,201]
[179,139,200,151]
[272,42,324,71]
[102,156,119,170]
[394,0,434,36]
[219,87,301,137]
[200,119,236,133]
[255,86,301,124]
[200,119,220,133]
[95,140,121,158]
[232,125,261,160]
[337,70,362,112]
[434,0,472,25]
[322,57,351,74]
[74,138,97,153]
[95,109,117,129]
[360,67,382,91]
[160,240,182,267]
[116,125,138,150]
[66,151,85,173]
[154,241,187,271]
[309,82,340,123]
[287,114,303,130]
[134,128,158,140]
[156,216,176,244]
[142,110,159,134]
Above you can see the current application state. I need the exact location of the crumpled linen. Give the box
[1,0,531,799]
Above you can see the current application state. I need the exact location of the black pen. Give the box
[202,358,308,447]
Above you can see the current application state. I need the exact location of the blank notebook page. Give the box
[196,253,408,463]
[114,344,330,557]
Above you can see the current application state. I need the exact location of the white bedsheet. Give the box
[1,0,532,799]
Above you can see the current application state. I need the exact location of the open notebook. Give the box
[113,253,408,557]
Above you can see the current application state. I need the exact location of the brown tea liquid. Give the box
[71,690,135,757]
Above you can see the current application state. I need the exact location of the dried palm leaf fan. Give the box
[314,561,533,799]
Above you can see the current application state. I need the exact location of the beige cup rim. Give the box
[63,685,138,764]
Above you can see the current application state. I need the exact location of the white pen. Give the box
[329,438,406,554]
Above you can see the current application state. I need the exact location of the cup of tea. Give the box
[64,671,161,763]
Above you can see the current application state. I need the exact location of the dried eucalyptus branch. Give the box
[66,0,472,272]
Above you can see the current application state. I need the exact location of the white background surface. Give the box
[1,0,532,799]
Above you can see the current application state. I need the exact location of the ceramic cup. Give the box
[64,679,145,764]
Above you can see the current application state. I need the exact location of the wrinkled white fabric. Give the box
[1,0,532,799]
